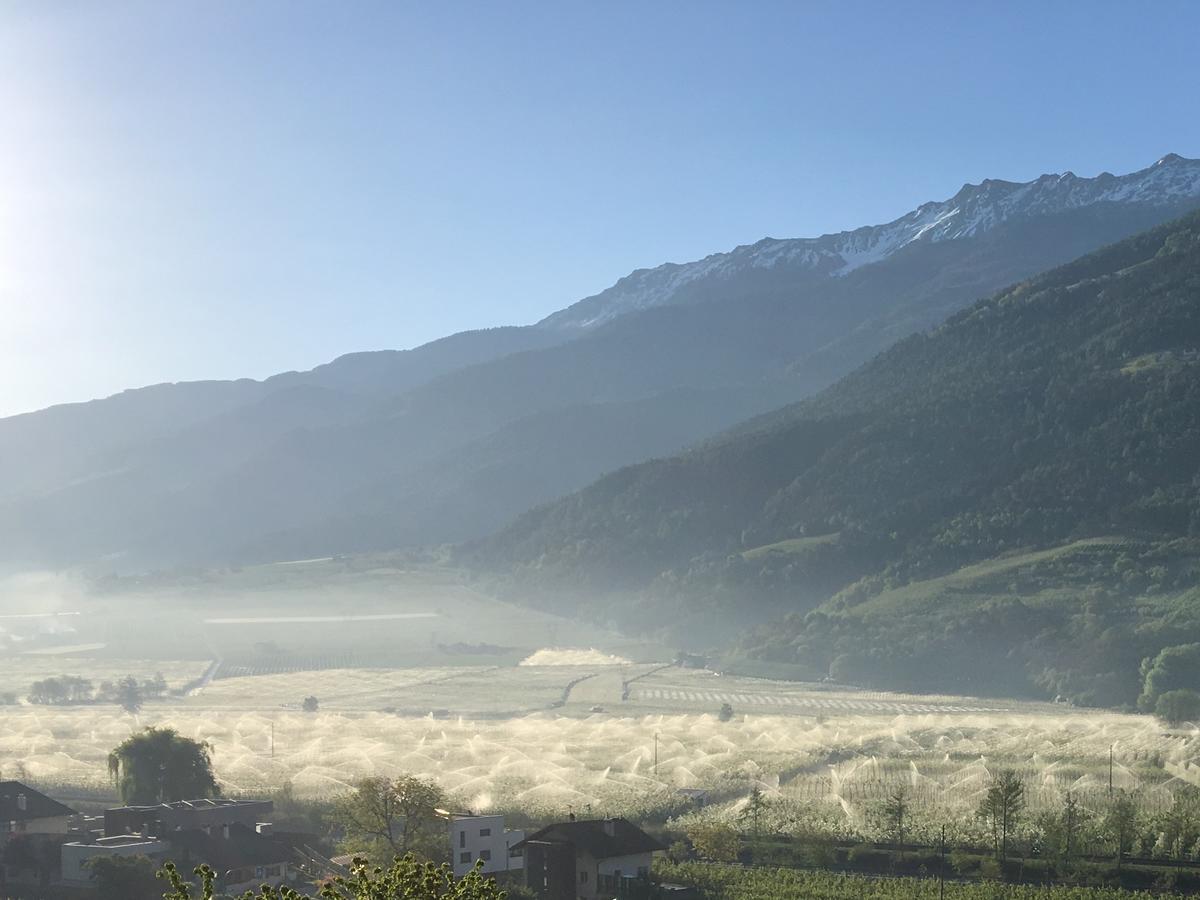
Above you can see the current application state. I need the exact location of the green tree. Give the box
[115,675,145,714]
[880,784,909,857]
[1103,791,1139,870]
[303,695,320,712]
[159,855,508,900]
[717,702,734,722]
[332,775,447,860]
[88,854,161,900]
[1139,644,1200,711]
[686,822,739,863]
[739,787,770,841]
[1155,689,1200,726]
[107,727,220,804]
[978,770,1025,860]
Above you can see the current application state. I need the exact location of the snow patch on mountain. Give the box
[539,154,1200,331]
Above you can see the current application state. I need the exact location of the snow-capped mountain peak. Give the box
[539,154,1200,331]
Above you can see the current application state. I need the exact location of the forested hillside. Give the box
[474,212,1200,707]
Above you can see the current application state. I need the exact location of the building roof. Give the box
[164,823,290,872]
[107,798,269,815]
[513,819,664,859]
[0,781,74,822]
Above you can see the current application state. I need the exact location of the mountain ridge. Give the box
[538,154,1200,330]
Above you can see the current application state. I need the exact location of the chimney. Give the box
[16,794,26,812]
[255,822,272,835]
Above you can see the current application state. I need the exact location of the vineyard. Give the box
[655,861,1194,900]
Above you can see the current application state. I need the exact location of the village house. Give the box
[61,796,294,895]
[448,812,525,878]
[515,818,663,900]
[0,782,74,843]
[0,782,76,892]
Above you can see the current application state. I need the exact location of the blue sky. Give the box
[2,1,1199,416]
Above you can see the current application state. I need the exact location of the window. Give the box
[479,850,491,861]
[460,852,471,864]
[580,871,588,884]
[459,830,466,848]
[479,827,491,837]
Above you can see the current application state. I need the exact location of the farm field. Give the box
[2,684,1196,827]
[2,562,1197,842]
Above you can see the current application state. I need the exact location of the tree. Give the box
[1036,791,1085,864]
[28,675,93,705]
[1156,689,1200,726]
[115,675,145,714]
[717,702,734,722]
[977,769,1025,860]
[159,855,508,900]
[1103,790,1139,870]
[88,854,161,900]
[739,787,770,841]
[1139,643,1200,711]
[107,727,220,804]
[881,784,909,857]
[303,695,320,712]
[332,775,447,860]
[687,822,739,862]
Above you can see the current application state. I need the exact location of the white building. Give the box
[61,834,168,883]
[449,813,525,877]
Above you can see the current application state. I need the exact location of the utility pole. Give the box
[939,824,946,900]
[271,721,276,759]
[1109,744,1114,797]
[653,733,659,776]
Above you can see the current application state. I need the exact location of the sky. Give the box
[2,1,1199,417]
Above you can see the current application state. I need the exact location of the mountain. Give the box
[3,155,1200,569]
[473,209,1200,708]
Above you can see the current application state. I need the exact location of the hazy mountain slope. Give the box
[0,325,553,507]
[3,156,1199,568]
[473,211,1200,705]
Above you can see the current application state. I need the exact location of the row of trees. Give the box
[28,672,168,712]
[683,771,1169,872]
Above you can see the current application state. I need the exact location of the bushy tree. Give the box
[28,675,93,704]
[88,853,161,900]
[687,822,739,862]
[1103,790,1139,870]
[1155,689,1200,725]
[159,855,508,900]
[115,675,145,714]
[1139,644,1200,711]
[880,784,909,855]
[332,775,446,860]
[108,727,220,804]
[717,702,734,722]
[978,770,1024,860]
[303,695,320,712]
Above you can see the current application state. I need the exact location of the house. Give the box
[61,833,168,883]
[448,813,525,877]
[0,782,74,843]
[514,818,664,900]
[61,797,292,895]
[103,797,273,837]
[162,822,291,895]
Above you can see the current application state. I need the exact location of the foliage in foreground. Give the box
[654,859,1186,900]
[159,856,507,900]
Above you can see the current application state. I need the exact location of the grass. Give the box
[741,532,840,561]
[841,538,1129,620]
